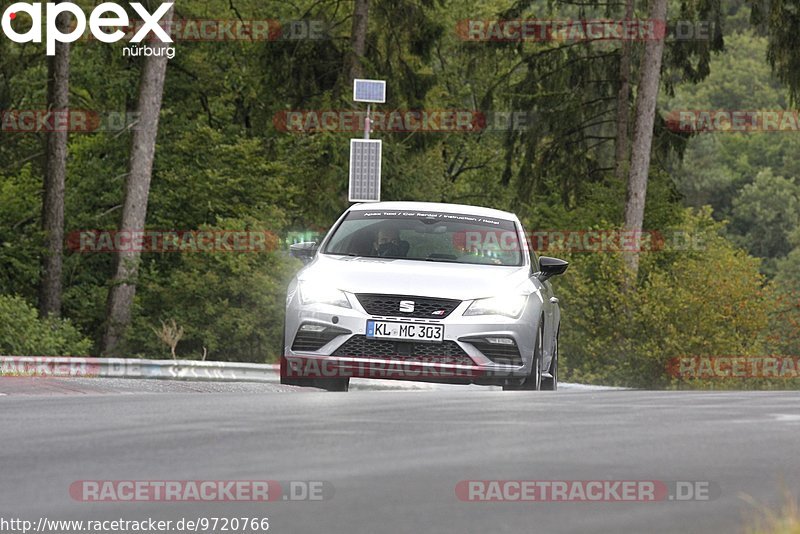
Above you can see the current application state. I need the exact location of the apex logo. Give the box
[1,2,173,55]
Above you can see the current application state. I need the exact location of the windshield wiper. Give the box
[425,257,460,263]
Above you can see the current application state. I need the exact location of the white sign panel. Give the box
[349,139,382,202]
[353,79,386,103]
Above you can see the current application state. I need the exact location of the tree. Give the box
[561,209,771,388]
[775,229,800,289]
[665,31,794,222]
[751,0,800,104]
[729,169,800,275]
[101,4,175,355]
[0,294,91,356]
[614,0,634,182]
[38,6,70,318]
[346,0,370,86]
[623,0,668,278]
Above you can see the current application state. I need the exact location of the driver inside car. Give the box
[374,227,410,258]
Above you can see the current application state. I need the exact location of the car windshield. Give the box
[323,209,524,266]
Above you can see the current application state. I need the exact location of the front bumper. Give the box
[283,289,541,386]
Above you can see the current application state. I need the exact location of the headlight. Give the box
[464,294,528,318]
[298,281,351,308]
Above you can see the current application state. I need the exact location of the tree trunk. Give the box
[38,7,70,318]
[614,0,634,183]
[101,5,174,355]
[346,0,369,86]
[623,0,668,279]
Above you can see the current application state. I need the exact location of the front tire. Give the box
[503,319,543,391]
[541,329,558,391]
[280,356,350,391]
[309,377,350,391]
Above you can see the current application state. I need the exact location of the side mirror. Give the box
[289,242,318,264]
[536,256,569,281]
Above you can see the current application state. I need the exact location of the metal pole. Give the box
[364,104,371,140]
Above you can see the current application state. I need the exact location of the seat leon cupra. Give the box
[281,201,568,391]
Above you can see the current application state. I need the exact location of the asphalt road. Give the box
[1,380,799,534]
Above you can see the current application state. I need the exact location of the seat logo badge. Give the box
[399,300,415,313]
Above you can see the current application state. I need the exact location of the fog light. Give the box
[485,337,515,345]
[300,324,327,332]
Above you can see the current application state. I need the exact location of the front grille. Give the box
[467,339,523,366]
[356,294,461,319]
[332,336,475,365]
[291,324,351,352]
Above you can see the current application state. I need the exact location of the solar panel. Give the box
[349,139,382,202]
[353,79,386,103]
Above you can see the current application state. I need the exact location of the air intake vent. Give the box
[291,324,351,352]
[332,336,474,365]
[464,338,523,366]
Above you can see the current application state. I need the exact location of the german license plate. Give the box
[366,320,444,342]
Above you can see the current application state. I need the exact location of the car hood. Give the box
[299,254,532,300]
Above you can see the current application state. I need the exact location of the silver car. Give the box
[281,201,568,391]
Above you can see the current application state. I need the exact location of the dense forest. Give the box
[1,0,799,387]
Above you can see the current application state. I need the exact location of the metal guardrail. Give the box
[0,356,279,383]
